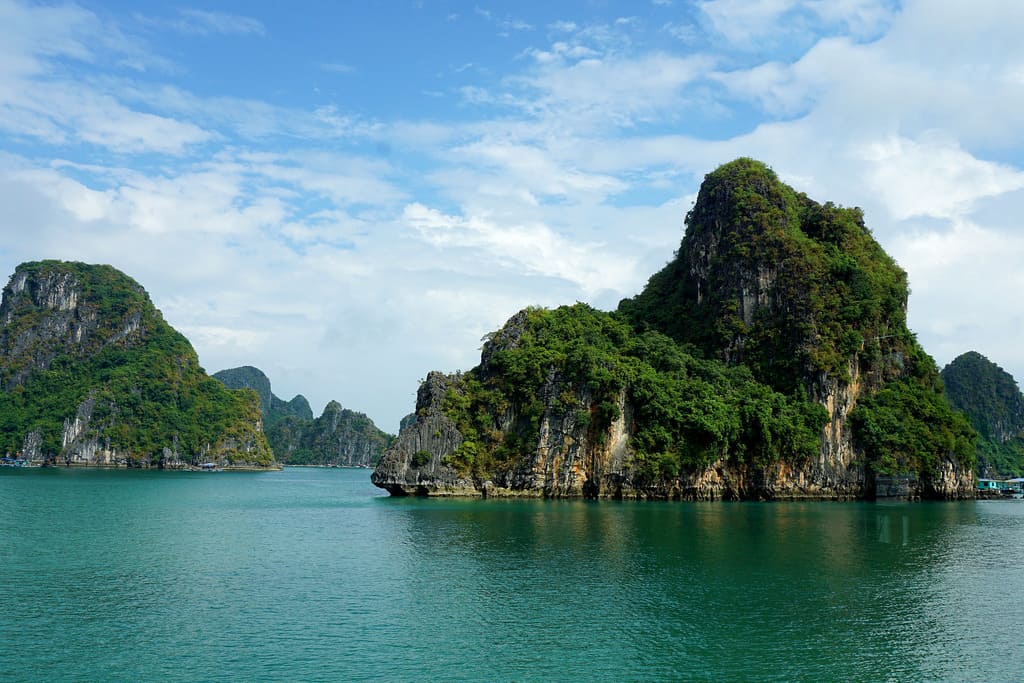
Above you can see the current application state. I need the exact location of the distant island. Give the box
[942,351,1024,478]
[3,166,1014,491]
[373,158,977,500]
[214,366,393,467]
[0,261,275,468]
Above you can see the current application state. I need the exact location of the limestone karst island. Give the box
[0,262,394,470]
[3,159,1023,500]
[371,158,995,500]
[0,261,275,469]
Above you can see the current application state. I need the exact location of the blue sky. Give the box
[2,0,1023,432]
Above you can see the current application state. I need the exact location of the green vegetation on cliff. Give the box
[619,157,907,393]
[213,365,313,427]
[0,260,273,466]
[620,158,974,480]
[265,400,392,466]
[212,366,392,466]
[941,351,1024,477]
[442,303,826,481]
[438,159,975,488]
[849,346,975,476]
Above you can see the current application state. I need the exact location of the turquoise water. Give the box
[2,467,1023,682]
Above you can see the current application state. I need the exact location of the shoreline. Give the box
[4,462,282,472]
[282,464,373,469]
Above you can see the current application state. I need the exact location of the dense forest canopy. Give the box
[438,159,975,486]
[942,351,1024,477]
[0,260,273,465]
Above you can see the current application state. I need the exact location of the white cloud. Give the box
[3,0,1024,429]
[0,0,97,76]
[663,22,699,42]
[319,62,355,74]
[177,9,264,35]
[507,52,715,130]
[235,150,404,207]
[179,325,271,352]
[891,217,1024,376]
[403,203,637,295]
[857,135,1024,221]
[549,20,578,32]
[805,0,897,38]
[447,141,626,199]
[0,81,213,154]
[9,162,284,236]
[475,7,533,32]
[0,0,160,77]
[138,8,266,37]
[106,82,378,142]
[698,0,800,45]
[0,3,211,155]
[699,0,897,46]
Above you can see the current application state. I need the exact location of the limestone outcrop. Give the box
[213,366,391,466]
[373,159,976,500]
[0,261,275,468]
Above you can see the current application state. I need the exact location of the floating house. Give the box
[977,478,1024,497]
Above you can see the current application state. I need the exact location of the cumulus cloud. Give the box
[2,0,1024,428]
[891,217,1024,374]
[510,52,716,130]
[857,136,1024,221]
[402,203,637,296]
[698,0,896,47]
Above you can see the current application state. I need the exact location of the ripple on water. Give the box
[2,471,1022,681]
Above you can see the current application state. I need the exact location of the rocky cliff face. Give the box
[0,261,274,468]
[375,323,841,501]
[213,365,387,466]
[212,366,313,425]
[371,372,474,495]
[0,265,141,390]
[942,351,1024,477]
[625,159,973,499]
[373,159,975,500]
[302,401,392,467]
[262,398,392,466]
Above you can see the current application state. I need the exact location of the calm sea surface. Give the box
[1,466,1022,682]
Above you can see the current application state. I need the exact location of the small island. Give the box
[0,261,276,469]
[214,365,394,467]
[373,158,977,500]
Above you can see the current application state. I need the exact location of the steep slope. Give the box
[270,394,314,425]
[620,158,974,494]
[213,365,313,426]
[373,306,825,498]
[211,362,391,464]
[373,159,975,499]
[0,261,274,467]
[942,351,1024,477]
[213,365,392,466]
[266,401,392,466]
